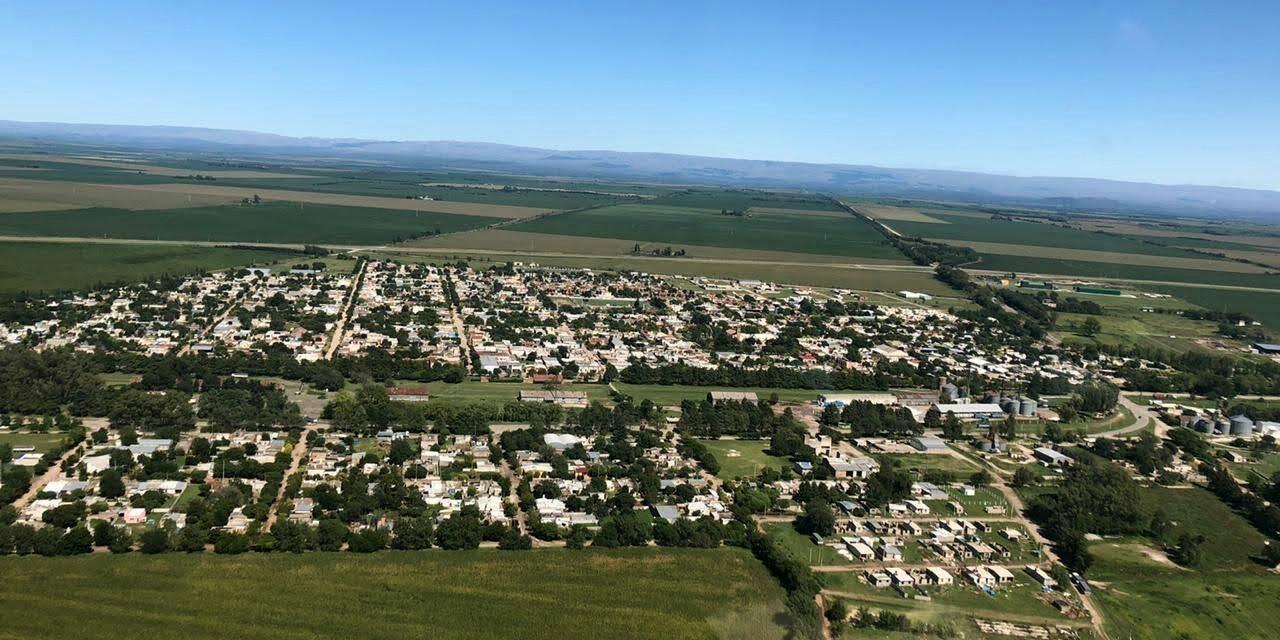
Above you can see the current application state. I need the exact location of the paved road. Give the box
[1094,395,1161,439]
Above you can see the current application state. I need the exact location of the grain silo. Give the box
[1019,398,1037,416]
[1229,414,1255,436]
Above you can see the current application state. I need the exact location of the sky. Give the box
[2,1,1277,190]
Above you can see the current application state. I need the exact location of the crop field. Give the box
[698,439,790,479]
[1149,285,1280,329]
[972,253,1280,290]
[0,176,241,211]
[644,189,842,212]
[0,203,503,245]
[948,240,1268,273]
[374,248,950,295]
[0,153,311,178]
[408,228,901,265]
[0,548,788,640]
[0,241,296,292]
[857,203,949,224]
[511,203,907,260]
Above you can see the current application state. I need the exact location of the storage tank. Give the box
[1214,417,1232,436]
[941,382,959,401]
[1000,398,1017,414]
[1193,418,1214,434]
[982,391,998,404]
[1019,398,1037,417]
[1229,414,1255,436]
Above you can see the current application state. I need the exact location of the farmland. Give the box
[0,240,296,292]
[512,203,906,260]
[0,203,503,245]
[0,548,788,640]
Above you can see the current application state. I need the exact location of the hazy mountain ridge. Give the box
[2,119,1276,219]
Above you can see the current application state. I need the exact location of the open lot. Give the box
[613,383,827,406]
[698,438,790,480]
[0,203,503,245]
[0,240,296,292]
[383,380,613,406]
[0,431,67,454]
[0,548,788,640]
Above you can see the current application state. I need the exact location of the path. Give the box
[264,426,316,529]
[1094,395,1161,439]
[497,459,527,536]
[11,440,87,510]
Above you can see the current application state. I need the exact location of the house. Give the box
[904,499,931,515]
[849,542,876,560]
[122,507,147,525]
[879,544,903,562]
[827,456,879,480]
[966,567,995,586]
[885,567,915,586]
[1001,528,1024,542]
[793,461,814,474]
[988,565,1016,583]
[387,386,431,402]
[864,570,892,587]
[924,567,954,586]
[652,505,681,523]
[1025,565,1057,587]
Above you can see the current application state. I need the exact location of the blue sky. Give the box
[2,1,1277,189]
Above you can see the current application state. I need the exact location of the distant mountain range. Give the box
[2,119,1277,219]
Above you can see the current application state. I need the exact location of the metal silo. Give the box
[1230,414,1255,436]
[1019,398,1037,416]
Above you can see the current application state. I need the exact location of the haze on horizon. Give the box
[1,1,1277,190]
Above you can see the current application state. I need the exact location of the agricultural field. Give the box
[0,430,67,454]
[511,203,907,261]
[1052,309,1230,354]
[971,253,1280,290]
[698,438,790,480]
[644,189,843,212]
[0,203,503,245]
[0,241,296,292]
[1149,284,1280,330]
[0,548,789,640]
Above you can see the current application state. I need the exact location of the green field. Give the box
[1087,486,1280,640]
[1150,284,1280,330]
[614,383,827,406]
[0,431,67,453]
[699,439,790,479]
[972,253,1280,290]
[375,250,948,295]
[872,453,978,477]
[0,548,788,640]
[0,202,503,245]
[512,203,906,260]
[645,190,842,212]
[0,241,296,292]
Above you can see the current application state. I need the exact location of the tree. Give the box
[1011,465,1038,488]
[98,468,125,498]
[435,511,482,550]
[924,406,942,430]
[1080,317,1102,337]
[138,528,170,554]
[969,469,992,488]
[59,527,94,555]
[1171,532,1206,567]
[941,412,964,441]
[864,464,911,508]
[387,438,416,466]
[391,517,433,550]
[795,500,836,537]
[214,533,250,554]
[316,518,349,551]
[565,525,592,549]
[497,527,532,550]
[347,528,389,553]
[1148,509,1172,540]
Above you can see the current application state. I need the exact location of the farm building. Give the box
[827,456,880,480]
[1252,342,1280,355]
[708,391,758,403]
[910,435,948,452]
[1033,446,1074,467]
[518,390,589,407]
[897,290,933,301]
[931,403,1004,420]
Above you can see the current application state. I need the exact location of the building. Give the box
[1033,446,1074,467]
[1252,343,1280,355]
[925,567,954,586]
[518,390,589,407]
[910,435,948,452]
[932,403,1004,420]
[708,391,758,403]
[826,456,879,480]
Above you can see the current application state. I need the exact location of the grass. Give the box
[382,380,613,406]
[613,383,828,406]
[511,203,907,260]
[699,439,790,480]
[372,249,950,295]
[0,548,789,640]
[1149,284,1280,330]
[970,252,1280,290]
[1080,484,1280,639]
[0,431,67,453]
[873,453,978,477]
[821,573,1077,627]
[0,202,503,245]
[0,241,297,292]
[765,522,853,567]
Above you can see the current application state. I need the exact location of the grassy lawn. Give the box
[0,431,70,453]
[614,383,826,406]
[873,453,978,477]
[699,439,789,480]
[0,241,297,293]
[0,548,787,640]
[765,522,853,567]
